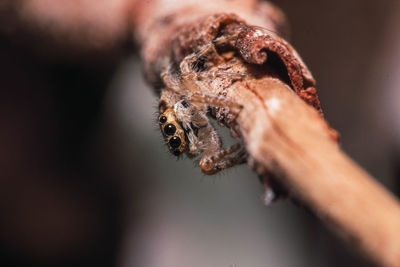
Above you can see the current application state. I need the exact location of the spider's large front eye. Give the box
[169,136,181,148]
[159,116,167,124]
[164,124,176,135]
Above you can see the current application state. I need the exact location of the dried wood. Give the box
[134,2,400,267]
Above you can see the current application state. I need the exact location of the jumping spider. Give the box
[158,33,247,175]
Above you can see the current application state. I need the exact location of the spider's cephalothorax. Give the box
[159,94,246,175]
[159,107,187,156]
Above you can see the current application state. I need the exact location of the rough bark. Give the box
[134,2,400,267]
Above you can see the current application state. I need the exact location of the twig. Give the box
[133,1,400,267]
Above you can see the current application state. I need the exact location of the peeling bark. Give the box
[135,3,400,267]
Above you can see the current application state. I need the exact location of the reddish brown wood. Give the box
[133,2,400,267]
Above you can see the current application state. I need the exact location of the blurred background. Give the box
[0,0,399,266]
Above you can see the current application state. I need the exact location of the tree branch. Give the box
[134,1,400,267]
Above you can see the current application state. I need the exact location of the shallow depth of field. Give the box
[0,1,399,267]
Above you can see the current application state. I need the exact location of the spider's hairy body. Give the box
[158,32,247,174]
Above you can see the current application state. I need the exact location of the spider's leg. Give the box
[188,68,247,82]
[210,69,246,80]
[180,43,246,81]
[195,115,246,174]
[210,143,241,160]
[179,43,214,75]
[199,145,247,175]
[161,66,187,95]
[189,92,243,115]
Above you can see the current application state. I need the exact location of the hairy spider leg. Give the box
[160,60,213,103]
[211,143,241,160]
[211,70,246,80]
[179,42,215,74]
[213,148,247,173]
[189,92,242,115]
[161,66,187,94]
[200,144,247,175]
[184,68,246,82]
[179,42,246,82]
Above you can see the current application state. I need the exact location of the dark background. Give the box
[1,1,399,266]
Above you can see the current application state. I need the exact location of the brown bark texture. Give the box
[133,1,400,267]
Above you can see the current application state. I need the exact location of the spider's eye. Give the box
[173,150,181,156]
[169,136,181,148]
[181,100,189,108]
[164,124,176,135]
[159,116,167,124]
